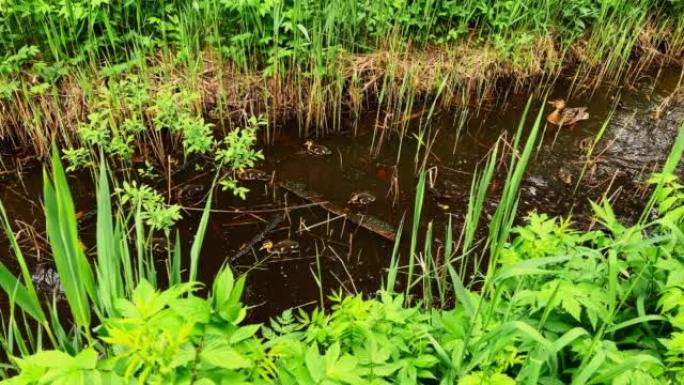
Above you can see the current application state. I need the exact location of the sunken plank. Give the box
[279,181,397,241]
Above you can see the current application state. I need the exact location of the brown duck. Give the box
[547,99,589,127]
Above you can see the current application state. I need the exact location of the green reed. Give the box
[0,147,218,358]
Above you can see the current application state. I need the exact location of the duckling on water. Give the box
[237,168,270,181]
[547,99,589,127]
[427,180,464,202]
[260,239,300,256]
[557,166,574,185]
[304,140,332,156]
[348,191,376,206]
[176,184,206,205]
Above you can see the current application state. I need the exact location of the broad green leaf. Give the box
[229,324,261,344]
[200,340,252,370]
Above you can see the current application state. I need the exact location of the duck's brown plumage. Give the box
[547,99,589,126]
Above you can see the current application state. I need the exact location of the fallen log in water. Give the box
[278,181,397,241]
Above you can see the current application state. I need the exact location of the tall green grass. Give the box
[0,147,217,358]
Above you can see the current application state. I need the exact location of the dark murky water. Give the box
[1,66,682,322]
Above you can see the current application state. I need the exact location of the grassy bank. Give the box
[1,0,683,157]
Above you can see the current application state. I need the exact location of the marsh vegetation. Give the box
[0,0,684,384]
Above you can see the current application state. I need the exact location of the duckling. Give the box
[547,99,589,127]
[237,168,270,181]
[260,239,300,256]
[578,136,594,152]
[557,166,574,185]
[348,191,376,206]
[31,264,63,295]
[304,140,332,156]
[75,210,96,225]
[437,203,450,211]
[427,181,464,202]
[176,184,206,206]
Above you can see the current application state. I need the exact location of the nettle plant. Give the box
[63,80,265,200]
[150,87,215,156]
[59,81,266,235]
[653,173,684,381]
[64,83,210,170]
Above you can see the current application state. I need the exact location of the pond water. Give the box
[1,65,682,322]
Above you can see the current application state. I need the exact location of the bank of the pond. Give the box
[1,3,683,157]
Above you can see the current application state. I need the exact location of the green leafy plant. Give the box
[116,181,182,232]
[3,167,684,384]
[217,116,266,199]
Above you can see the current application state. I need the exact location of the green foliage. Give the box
[458,372,516,385]
[2,347,117,385]
[217,116,265,199]
[0,0,679,78]
[62,148,92,172]
[98,271,267,385]
[215,116,265,171]
[3,168,684,384]
[43,146,97,332]
[116,181,182,232]
[2,268,268,385]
